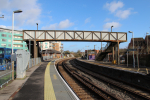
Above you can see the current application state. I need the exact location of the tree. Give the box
[63,50,70,54]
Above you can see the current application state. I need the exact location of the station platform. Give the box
[0,59,79,100]
[78,59,150,75]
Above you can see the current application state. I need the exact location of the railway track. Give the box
[56,58,150,100]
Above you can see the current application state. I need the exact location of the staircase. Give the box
[95,42,117,61]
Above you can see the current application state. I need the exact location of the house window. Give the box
[8,44,11,47]
[2,39,6,42]
[9,35,11,38]
[1,44,6,47]
[1,34,6,37]
[8,39,11,42]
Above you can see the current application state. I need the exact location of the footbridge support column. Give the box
[112,47,114,61]
[117,41,120,65]
[34,40,38,58]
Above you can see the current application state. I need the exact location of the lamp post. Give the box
[36,23,38,30]
[12,10,22,54]
[146,32,149,54]
[0,15,4,18]
[111,26,113,32]
[129,31,135,68]
[86,46,89,60]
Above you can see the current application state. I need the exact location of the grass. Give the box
[0,71,16,86]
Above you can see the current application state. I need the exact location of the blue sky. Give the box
[0,0,150,52]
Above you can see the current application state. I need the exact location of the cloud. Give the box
[103,22,121,30]
[0,25,6,28]
[0,0,41,27]
[115,9,131,19]
[42,23,57,30]
[90,24,95,28]
[58,19,74,29]
[104,1,124,13]
[85,17,91,24]
[104,18,111,22]
[42,19,74,30]
[0,25,21,30]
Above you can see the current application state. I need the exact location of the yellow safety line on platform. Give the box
[44,62,56,100]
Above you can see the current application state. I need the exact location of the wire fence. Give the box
[0,62,13,88]
[43,55,53,61]
[0,57,42,88]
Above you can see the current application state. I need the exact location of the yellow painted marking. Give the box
[53,74,57,80]
[44,62,56,100]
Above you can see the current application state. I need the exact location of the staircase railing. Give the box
[96,42,111,58]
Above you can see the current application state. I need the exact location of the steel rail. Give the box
[62,61,119,100]
[73,59,150,100]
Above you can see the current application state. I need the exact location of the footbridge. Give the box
[23,30,127,63]
[23,30,127,42]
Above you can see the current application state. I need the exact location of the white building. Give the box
[40,41,61,51]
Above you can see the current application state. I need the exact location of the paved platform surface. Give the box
[49,61,77,100]
[12,61,50,100]
[78,59,150,75]
[0,58,78,100]
[0,61,43,100]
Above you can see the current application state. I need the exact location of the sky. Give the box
[0,0,150,52]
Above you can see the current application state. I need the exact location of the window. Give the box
[9,35,11,38]
[45,46,47,48]
[1,34,6,37]
[1,44,6,47]
[8,39,11,42]
[14,36,22,39]
[0,49,4,54]
[14,40,23,43]
[25,45,27,47]
[8,44,11,47]
[2,39,6,42]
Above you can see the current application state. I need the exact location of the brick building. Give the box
[128,36,150,54]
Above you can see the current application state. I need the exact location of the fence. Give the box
[0,57,42,88]
[0,62,13,88]
[28,58,41,69]
[43,55,53,61]
[125,54,150,67]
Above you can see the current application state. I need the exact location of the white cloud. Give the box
[0,25,21,30]
[42,19,74,30]
[85,17,91,24]
[0,0,41,27]
[42,23,57,30]
[0,25,6,28]
[115,9,131,19]
[104,18,111,22]
[104,1,124,13]
[58,19,74,29]
[103,22,121,30]
[104,1,134,19]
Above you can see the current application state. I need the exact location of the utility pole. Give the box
[86,46,89,60]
